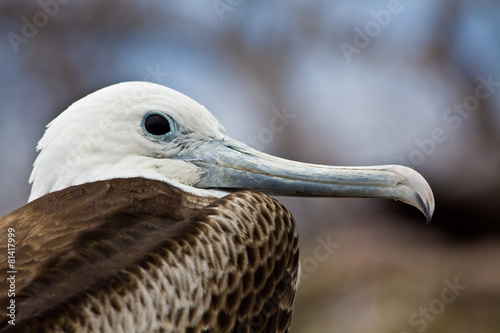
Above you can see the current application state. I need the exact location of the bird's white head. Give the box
[29,82,227,201]
[29,81,434,221]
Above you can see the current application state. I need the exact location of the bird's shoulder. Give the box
[0,178,299,332]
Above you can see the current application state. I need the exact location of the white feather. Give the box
[29,82,229,201]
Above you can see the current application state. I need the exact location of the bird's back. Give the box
[0,178,299,332]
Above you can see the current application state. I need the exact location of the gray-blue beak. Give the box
[181,138,434,222]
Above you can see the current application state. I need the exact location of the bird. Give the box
[0,82,434,332]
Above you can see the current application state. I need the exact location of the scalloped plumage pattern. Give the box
[0,178,299,332]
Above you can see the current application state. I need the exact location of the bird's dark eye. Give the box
[144,114,171,136]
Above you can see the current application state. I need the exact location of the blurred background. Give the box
[0,1,499,332]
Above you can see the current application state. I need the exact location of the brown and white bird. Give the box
[0,82,434,332]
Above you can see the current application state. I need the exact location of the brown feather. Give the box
[0,178,299,332]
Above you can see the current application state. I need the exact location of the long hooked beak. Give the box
[182,138,435,222]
